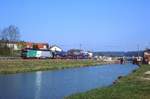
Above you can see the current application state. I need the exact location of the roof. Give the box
[49,45,62,49]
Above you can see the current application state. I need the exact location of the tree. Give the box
[1,25,20,42]
[0,25,21,56]
[0,29,1,40]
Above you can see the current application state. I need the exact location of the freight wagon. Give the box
[21,49,53,59]
[66,49,92,59]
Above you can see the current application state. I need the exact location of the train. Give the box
[21,48,93,59]
[21,49,54,59]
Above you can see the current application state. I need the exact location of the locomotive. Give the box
[21,48,54,59]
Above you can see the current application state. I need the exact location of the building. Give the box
[6,42,19,50]
[0,40,24,50]
[83,51,93,59]
[26,42,33,49]
[87,51,93,58]
[49,45,63,52]
[33,43,49,50]
[0,40,49,50]
[25,42,49,50]
[144,49,150,64]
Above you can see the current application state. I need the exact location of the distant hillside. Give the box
[94,51,144,57]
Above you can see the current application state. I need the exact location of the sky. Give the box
[0,0,150,51]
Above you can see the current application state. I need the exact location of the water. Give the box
[0,64,138,99]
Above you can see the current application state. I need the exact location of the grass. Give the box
[66,64,150,99]
[0,59,108,74]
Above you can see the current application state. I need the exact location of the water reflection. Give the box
[35,71,42,99]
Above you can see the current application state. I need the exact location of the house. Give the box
[0,40,49,50]
[26,42,33,49]
[33,43,49,50]
[49,45,63,52]
[0,40,23,50]
[25,42,49,50]
[7,42,19,50]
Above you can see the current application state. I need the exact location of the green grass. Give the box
[66,65,150,99]
[0,59,106,74]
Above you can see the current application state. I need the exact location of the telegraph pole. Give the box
[79,44,82,50]
[137,44,140,57]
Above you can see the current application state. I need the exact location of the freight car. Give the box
[21,49,54,59]
[66,49,92,59]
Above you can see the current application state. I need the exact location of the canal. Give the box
[0,64,138,99]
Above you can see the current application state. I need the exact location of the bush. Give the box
[0,45,12,56]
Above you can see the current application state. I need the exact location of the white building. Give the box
[49,45,63,52]
[87,51,93,58]
[7,43,19,50]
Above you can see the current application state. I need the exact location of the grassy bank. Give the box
[0,59,108,74]
[66,64,150,99]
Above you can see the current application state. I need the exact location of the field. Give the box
[66,64,150,99]
[0,59,109,74]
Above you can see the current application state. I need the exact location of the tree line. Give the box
[0,25,21,56]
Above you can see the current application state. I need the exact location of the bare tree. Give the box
[0,29,1,40]
[1,25,20,42]
[0,25,21,56]
[1,28,8,41]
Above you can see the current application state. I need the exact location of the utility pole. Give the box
[137,44,140,57]
[79,44,82,50]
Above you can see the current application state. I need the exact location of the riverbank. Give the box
[66,64,150,99]
[0,59,113,74]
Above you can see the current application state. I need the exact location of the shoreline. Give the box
[66,64,150,99]
[0,59,115,74]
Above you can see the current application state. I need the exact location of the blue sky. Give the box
[0,0,150,51]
